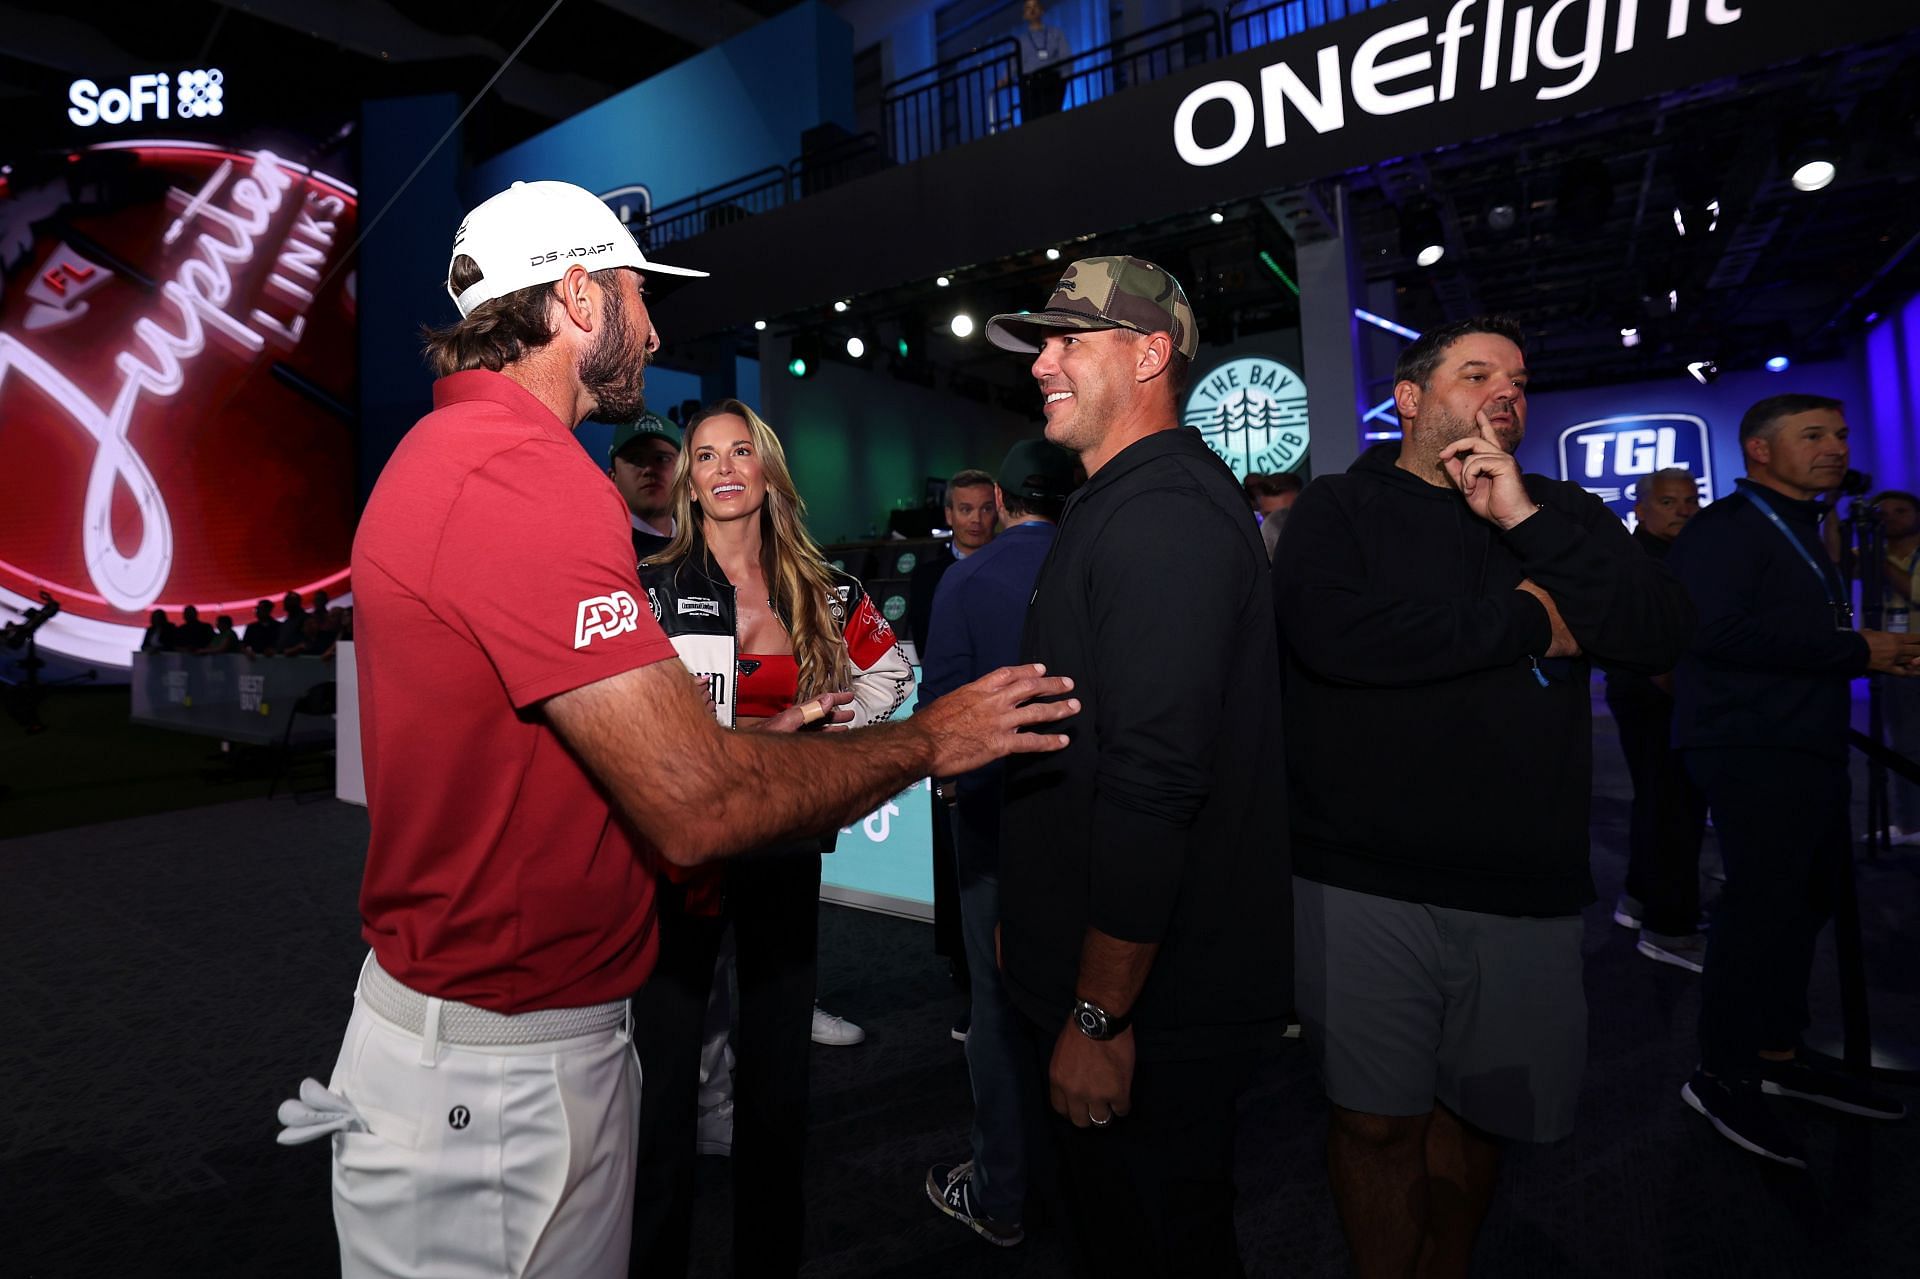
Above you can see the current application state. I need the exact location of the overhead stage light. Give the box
[845,336,866,360]
[1766,355,1791,373]
[1045,248,1060,261]
[1399,197,1447,268]
[833,299,849,313]
[788,334,821,379]
[936,275,951,288]
[753,319,767,331]
[1209,210,1225,224]
[950,313,975,338]
[1781,113,1842,194]
[1620,326,1641,348]
[1791,159,1836,192]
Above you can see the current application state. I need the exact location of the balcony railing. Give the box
[1226,0,1399,54]
[641,1,1400,250]
[881,37,1023,166]
[1054,11,1224,113]
[643,165,792,252]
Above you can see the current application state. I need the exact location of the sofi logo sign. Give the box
[1175,0,1743,167]
[1556,415,1713,525]
[68,70,224,127]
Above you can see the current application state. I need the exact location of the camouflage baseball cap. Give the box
[986,256,1197,361]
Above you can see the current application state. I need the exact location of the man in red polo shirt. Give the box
[276,180,1077,1279]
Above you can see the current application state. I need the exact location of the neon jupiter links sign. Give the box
[0,140,358,667]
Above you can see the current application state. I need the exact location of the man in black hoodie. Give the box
[986,256,1286,1274]
[1277,316,1692,1278]
[1668,394,1917,1168]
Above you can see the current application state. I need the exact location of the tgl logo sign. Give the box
[68,70,224,127]
[1556,414,1713,524]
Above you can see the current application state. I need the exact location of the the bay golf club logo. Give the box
[1557,414,1713,525]
[1183,356,1310,478]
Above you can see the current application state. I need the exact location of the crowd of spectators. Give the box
[138,590,353,660]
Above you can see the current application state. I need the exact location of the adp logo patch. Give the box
[1556,415,1713,525]
[1182,356,1310,480]
[574,591,641,648]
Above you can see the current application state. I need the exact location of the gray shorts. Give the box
[1293,877,1586,1143]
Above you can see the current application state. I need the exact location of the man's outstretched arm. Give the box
[546,660,1076,865]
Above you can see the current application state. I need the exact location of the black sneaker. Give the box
[1682,1071,1808,1168]
[926,1160,1024,1247]
[1757,1055,1908,1120]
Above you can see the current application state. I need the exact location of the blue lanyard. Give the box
[1743,487,1853,628]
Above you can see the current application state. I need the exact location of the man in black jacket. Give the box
[986,256,1286,1274]
[1276,316,1692,1279]
[1606,468,1710,972]
[1668,393,1917,1168]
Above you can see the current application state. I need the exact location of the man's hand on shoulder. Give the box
[915,664,1078,777]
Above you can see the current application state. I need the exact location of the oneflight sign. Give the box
[1174,0,1744,168]
[68,69,224,127]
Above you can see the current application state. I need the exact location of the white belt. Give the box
[359,956,628,1048]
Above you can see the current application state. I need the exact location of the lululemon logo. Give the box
[448,1106,471,1131]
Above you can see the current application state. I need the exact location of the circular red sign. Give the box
[0,140,356,665]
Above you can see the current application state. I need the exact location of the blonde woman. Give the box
[631,399,912,1275]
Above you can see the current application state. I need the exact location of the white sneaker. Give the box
[811,1004,865,1046]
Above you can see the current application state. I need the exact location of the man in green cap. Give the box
[983,257,1288,1272]
[607,413,682,560]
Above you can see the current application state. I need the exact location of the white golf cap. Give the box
[447,180,709,317]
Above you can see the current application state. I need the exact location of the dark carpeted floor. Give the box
[4,700,1919,1277]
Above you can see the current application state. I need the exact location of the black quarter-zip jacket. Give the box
[1666,479,1869,760]
[998,427,1289,1059]
[1275,444,1694,917]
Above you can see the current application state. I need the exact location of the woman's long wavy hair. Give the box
[647,400,851,702]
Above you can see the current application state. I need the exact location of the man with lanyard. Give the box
[607,413,680,561]
[1668,393,1919,1168]
[1015,0,1072,121]
[274,178,1079,1279]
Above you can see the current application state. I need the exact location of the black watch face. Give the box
[1076,1006,1103,1037]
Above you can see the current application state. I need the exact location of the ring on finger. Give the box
[1089,1109,1113,1127]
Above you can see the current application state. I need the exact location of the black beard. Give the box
[580,282,649,422]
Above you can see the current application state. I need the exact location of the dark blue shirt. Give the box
[1668,478,1868,759]
[920,520,1056,802]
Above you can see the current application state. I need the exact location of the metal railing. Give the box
[1055,11,1224,113]
[643,165,791,252]
[644,1,1388,249]
[881,36,1023,166]
[792,131,888,199]
[1226,0,1399,54]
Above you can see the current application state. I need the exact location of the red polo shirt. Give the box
[352,370,677,1013]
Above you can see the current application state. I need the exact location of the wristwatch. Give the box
[1072,998,1132,1041]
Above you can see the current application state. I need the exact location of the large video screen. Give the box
[0,135,357,668]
